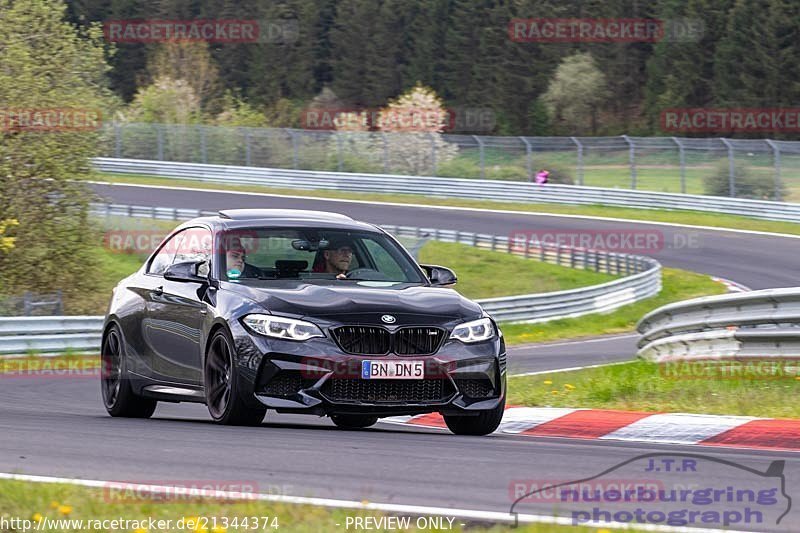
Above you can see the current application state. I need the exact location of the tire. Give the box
[101,324,157,418]
[204,329,266,426]
[330,414,378,429]
[443,395,505,436]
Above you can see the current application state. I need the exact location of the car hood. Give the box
[222,280,483,321]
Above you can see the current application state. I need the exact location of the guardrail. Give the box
[636,288,800,362]
[0,204,661,355]
[93,158,800,223]
[0,316,104,356]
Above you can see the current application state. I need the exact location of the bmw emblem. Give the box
[381,314,396,324]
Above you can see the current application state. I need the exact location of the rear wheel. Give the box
[101,325,157,418]
[204,329,266,426]
[330,414,378,429]
[443,395,505,436]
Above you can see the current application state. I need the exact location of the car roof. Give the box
[218,209,354,221]
[179,209,381,233]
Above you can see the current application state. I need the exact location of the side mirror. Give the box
[164,260,207,283]
[420,264,457,286]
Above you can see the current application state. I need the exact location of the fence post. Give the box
[199,126,208,164]
[672,137,686,194]
[156,124,165,161]
[473,135,485,179]
[244,129,252,166]
[114,122,122,158]
[623,135,636,189]
[336,133,344,171]
[429,133,437,176]
[570,136,584,185]
[382,132,389,173]
[720,138,736,197]
[285,129,299,169]
[520,137,533,180]
[766,139,782,201]
[491,235,497,251]
[23,292,31,316]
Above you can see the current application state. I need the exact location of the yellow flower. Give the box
[57,505,73,516]
[31,513,43,523]
[543,380,552,385]
[564,384,575,390]
[211,527,227,533]
[49,501,60,509]
[551,390,559,395]
[133,529,148,533]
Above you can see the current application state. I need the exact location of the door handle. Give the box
[153,286,164,296]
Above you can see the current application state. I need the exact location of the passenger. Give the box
[224,236,260,279]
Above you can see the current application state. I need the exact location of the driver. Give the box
[321,237,354,279]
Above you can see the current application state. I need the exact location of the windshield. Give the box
[217,228,425,284]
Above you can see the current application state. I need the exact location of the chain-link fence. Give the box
[0,292,63,316]
[100,123,799,201]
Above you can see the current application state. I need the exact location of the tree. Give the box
[541,52,610,135]
[0,0,114,307]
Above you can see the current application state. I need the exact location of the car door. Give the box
[144,226,213,385]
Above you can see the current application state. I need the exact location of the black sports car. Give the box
[101,209,506,435]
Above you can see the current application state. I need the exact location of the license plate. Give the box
[361,360,424,379]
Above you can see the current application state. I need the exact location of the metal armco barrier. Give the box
[0,316,104,355]
[93,158,800,223]
[636,288,800,362]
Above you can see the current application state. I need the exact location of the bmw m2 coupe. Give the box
[101,209,506,435]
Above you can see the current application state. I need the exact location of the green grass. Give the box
[92,172,800,237]
[507,359,800,418]
[0,478,641,533]
[499,267,727,345]
[417,242,615,300]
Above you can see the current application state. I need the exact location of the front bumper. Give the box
[231,321,506,417]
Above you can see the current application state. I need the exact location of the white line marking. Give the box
[89,180,800,240]
[0,472,755,532]
[510,360,633,377]
[507,333,639,351]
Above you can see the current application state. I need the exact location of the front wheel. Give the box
[330,414,378,429]
[204,329,266,426]
[443,396,505,436]
[101,325,157,418]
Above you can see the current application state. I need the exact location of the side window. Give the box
[172,227,213,277]
[147,231,183,275]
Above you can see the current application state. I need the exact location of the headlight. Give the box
[242,314,324,341]
[450,317,495,343]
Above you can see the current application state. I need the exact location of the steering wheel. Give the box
[345,267,381,279]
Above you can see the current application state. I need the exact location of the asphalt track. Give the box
[3,182,800,530]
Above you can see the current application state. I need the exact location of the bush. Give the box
[703,162,784,199]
